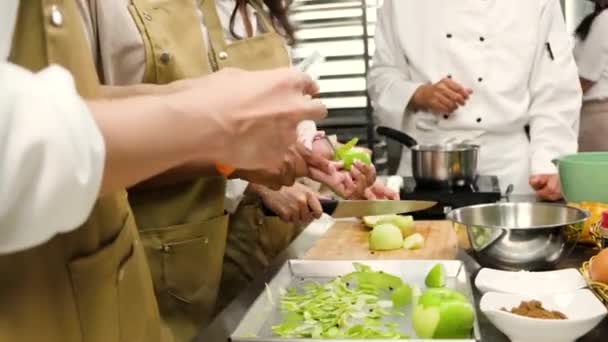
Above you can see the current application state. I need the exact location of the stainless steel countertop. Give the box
[194,195,608,342]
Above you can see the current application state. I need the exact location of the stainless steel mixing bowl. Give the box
[446,203,589,271]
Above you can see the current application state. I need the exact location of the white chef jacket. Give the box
[80,0,316,212]
[0,1,105,254]
[368,0,581,194]
[574,10,608,101]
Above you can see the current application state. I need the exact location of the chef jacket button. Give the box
[49,5,63,27]
[443,115,449,119]
[446,33,453,39]
[476,117,482,123]
[480,36,485,42]
[159,52,171,64]
[219,51,229,60]
[478,77,483,82]
[447,74,452,79]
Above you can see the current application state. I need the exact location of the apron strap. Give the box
[200,0,228,54]
[248,0,277,34]
[200,0,278,55]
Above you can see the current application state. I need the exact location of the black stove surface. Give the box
[401,175,502,220]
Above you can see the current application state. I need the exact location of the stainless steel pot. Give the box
[376,126,479,187]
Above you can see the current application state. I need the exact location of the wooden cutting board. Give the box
[304,220,459,260]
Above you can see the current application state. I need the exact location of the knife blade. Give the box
[263,199,436,218]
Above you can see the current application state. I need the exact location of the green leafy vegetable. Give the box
[272,263,409,339]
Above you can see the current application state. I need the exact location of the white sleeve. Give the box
[0,63,105,254]
[575,12,608,82]
[528,0,581,175]
[367,0,425,128]
[0,0,19,60]
[224,179,249,214]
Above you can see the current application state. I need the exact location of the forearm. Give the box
[99,80,190,99]
[130,161,219,190]
[89,93,224,195]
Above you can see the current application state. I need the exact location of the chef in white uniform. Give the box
[0,0,325,254]
[368,0,581,200]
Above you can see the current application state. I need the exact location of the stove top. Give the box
[401,175,502,219]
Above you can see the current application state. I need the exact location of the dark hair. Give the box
[576,1,608,40]
[229,0,294,43]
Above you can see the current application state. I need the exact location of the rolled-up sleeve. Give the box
[528,0,581,175]
[367,0,424,128]
[0,63,105,254]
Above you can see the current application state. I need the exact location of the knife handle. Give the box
[262,199,338,217]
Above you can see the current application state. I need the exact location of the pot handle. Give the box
[376,126,418,148]
[503,184,514,202]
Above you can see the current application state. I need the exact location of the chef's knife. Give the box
[263,199,436,218]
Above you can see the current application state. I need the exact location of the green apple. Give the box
[391,284,413,308]
[403,233,425,250]
[341,148,372,170]
[425,263,446,288]
[369,224,403,251]
[376,215,414,237]
[362,215,386,228]
[334,137,373,170]
[343,269,403,292]
[334,137,359,160]
[412,288,475,339]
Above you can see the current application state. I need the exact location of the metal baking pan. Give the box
[230,260,481,342]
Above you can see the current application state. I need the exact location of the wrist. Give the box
[246,183,268,196]
[409,83,431,112]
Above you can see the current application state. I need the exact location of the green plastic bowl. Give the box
[556,152,608,203]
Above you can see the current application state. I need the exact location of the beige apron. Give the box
[579,99,608,152]
[127,0,229,340]
[197,0,303,314]
[2,1,170,342]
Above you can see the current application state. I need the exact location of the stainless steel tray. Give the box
[230,260,481,342]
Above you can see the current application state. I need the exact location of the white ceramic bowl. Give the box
[480,290,607,342]
[475,268,587,295]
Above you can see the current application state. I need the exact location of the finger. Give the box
[529,175,548,190]
[444,79,471,98]
[307,153,332,174]
[317,193,333,200]
[278,207,292,223]
[388,189,400,200]
[297,194,312,223]
[339,173,356,198]
[329,160,345,170]
[536,187,561,201]
[441,88,466,106]
[298,98,327,122]
[435,95,457,113]
[359,162,377,187]
[364,187,377,200]
[293,70,320,96]
[307,192,323,219]
[345,167,364,198]
[350,164,368,196]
